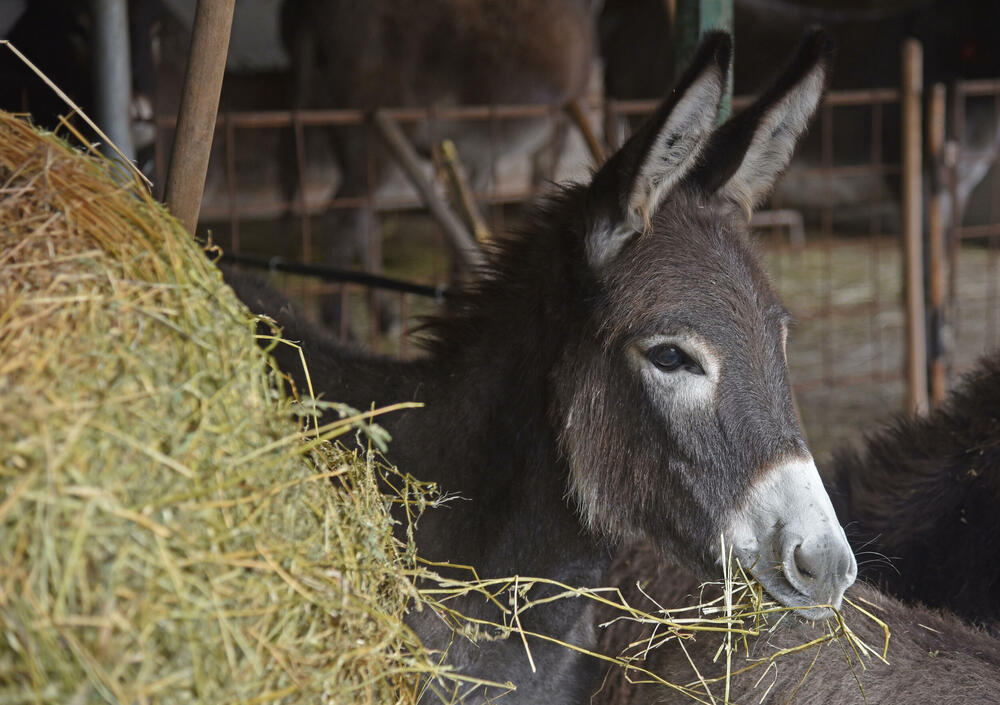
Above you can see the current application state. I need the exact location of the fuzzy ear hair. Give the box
[690,29,834,215]
[585,31,731,270]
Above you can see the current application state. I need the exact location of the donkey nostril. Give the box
[842,550,858,584]
[793,543,816,581]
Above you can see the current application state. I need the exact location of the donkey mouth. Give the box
[724,458,858,621]
[733,548,843,621]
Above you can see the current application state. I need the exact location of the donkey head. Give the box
[554,31,855,618]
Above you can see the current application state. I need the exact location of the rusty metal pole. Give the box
[164,0,235,235]
[901,39,929,415]
[927,82,948,407]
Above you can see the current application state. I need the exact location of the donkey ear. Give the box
[689,29,834,214]
[585,31,731,269]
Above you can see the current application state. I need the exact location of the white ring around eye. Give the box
[628,333,721,409]
[633,334,720,379]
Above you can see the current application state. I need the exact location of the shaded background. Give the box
[3,0,1000,462]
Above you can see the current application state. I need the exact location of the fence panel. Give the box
[160,87,921,460]
[947,80,1000,389]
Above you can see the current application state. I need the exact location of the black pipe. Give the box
[220,252,449,300]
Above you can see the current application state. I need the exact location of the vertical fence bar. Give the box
[604,98,620,152]
[870,101,885,383]
[989,93,1000,353]
[91,0,136,163]
[819,100,834,434]
[901,39,928,415]
[399,293,409,359]
[946,86,965,354]
[926,82,947,406]
[223,113,240,251]
[366,116,381,345]
[291,116,312,261]
[488,103,505,238]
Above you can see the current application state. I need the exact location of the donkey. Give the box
[225,30,856,703]
[595,543,1000,705]
[279,0,597,327]
[825,352,1000,632]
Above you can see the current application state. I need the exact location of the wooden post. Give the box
[673,0,733,121]
[372,110,487,273]
[927,82,948,407]
[163,0,235,235]
[440,139,492,245]
[901,39,928,416]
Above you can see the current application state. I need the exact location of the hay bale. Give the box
[0,112,442,704]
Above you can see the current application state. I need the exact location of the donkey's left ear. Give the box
[585,31,731,270]
[689,29,834,214]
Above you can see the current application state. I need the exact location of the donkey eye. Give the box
[646,344,704,375]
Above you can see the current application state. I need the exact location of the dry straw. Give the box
[597,545,890,704]
[0,109,887,704]
[0,110,459,704]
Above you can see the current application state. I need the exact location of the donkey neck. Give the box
[391,205,603,579]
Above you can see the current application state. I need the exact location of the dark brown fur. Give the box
[826,353,1000,631]
[282,0,595,113]
[595,543,1000,705]
[225,33,841,703]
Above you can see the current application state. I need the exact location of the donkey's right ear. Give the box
[688,29,834,214]
[584,32,731,270]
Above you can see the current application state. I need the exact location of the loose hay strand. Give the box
[596,543,892,705]
[0,41,150,190]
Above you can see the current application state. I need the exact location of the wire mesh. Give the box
[947,80,1000,383]
[151,85,976,460]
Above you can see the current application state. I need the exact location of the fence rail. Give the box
[150,54,998,459]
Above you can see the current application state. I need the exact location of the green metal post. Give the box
[673,0,734,121]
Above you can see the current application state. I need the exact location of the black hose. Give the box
[220,252,449,300]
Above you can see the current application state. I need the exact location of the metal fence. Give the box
[160,63,998,461]
[154,102,590,352]
[752,88,909,460]
[946,79,1000,385]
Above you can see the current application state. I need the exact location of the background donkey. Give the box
[279,0,598,327]
[826,351,1000,632]
[595,544,1000,705]
[226,31,855,703]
